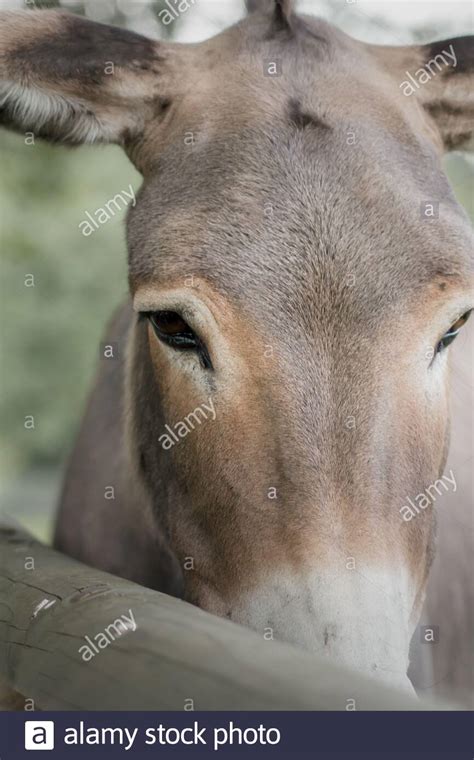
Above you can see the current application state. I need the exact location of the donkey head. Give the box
[1,1,472,693]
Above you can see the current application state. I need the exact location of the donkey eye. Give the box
[147,311,213,369]
[436,310,472,354]
[149,310,197,347]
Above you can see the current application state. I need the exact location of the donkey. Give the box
[1,1,472,701]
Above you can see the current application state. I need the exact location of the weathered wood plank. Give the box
[0,522,451,711]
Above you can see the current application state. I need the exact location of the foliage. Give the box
[0,133,138,474]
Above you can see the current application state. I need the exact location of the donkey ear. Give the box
[372,36,474,152]
[0,10,173,150]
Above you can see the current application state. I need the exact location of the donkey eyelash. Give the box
[436,309,472,355]
[140,310,213,370]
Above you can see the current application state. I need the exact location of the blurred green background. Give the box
[0,0,472,541]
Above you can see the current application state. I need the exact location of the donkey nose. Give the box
[225,565,418,694]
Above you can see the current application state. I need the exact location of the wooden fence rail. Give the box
[0,521,447,711]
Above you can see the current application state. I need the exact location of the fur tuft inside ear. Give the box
[369,34,474,152]
[246,0,294,27]
[274,0,294,28]
[0,10,168,147]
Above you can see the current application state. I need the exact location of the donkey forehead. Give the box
[128,129,471,320]
[127,17,472,315]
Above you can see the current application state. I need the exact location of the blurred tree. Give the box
[27,0,184,37]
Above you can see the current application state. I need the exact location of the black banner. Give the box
[0,711,472,759]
